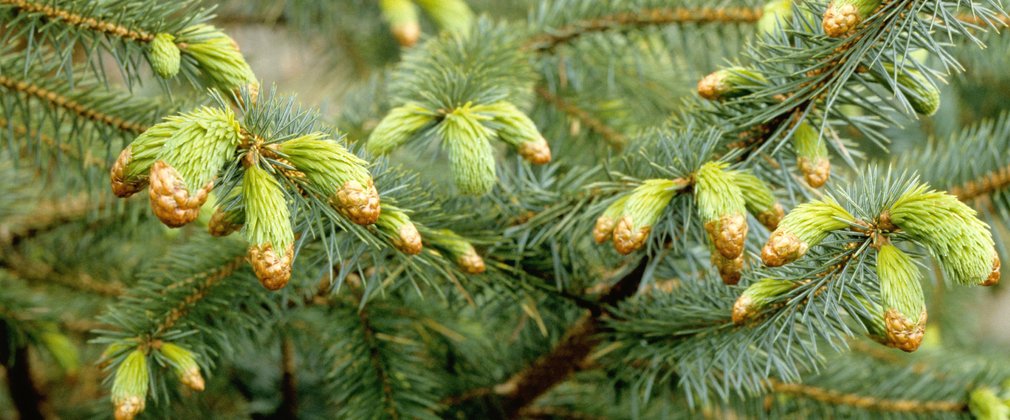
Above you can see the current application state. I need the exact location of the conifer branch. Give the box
[0,194,98,247]
[0,117,107,170]
[152,256,245,336]
[2,252,125,296]
[535,86,627,148]
[0,0,155,42]
[0,75,150,134]
[949,165,1010,202]
[357,305,401,420]
[527,6,762,52]
[768,379,967,413]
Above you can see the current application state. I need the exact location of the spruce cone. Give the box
[982,254,1001,286]
[148,161,212,227]
[518,137,552,164]
[249,243,294,290]
[757,203,785,231]
[613,216,650,255]
[761,230,807,267]
[799,156,831,188]
[110,147,146,198]
[333,179,381,225]
[114,396,144,420]
[393,222,423,255]
[696,72,725,100]
[822,3,860,37]
[883,308,927,352]
[593,215,617,244]
[706,213,748,259]
[457,248,486,274]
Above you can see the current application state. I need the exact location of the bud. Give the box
[593,194,630,244]
[110,120,178,198]
[441,105,498,195]
[366,103,436,156]
[793,122,830,188]
[696,162,748,259]
[888,184,997,286]
[380,0,421,47]
[877,244,926,352]
[148,33,181,79]
[732,278,795,325]
[822,0,881,38]
[732,170,784,230]
[697,67,766,100]
[473,102,552,164]
[881,63,941,116]
[279,133,380,225]
[243,164,294,290]
[982,253,1001,287]
[39,330,79,374]
[149,107,243,227]
[208,206,244,237]
[376,207,423,255]
[160,343,205,392]
[969,387,1010,420]
[761,197,854,266]
[612,179,684,255]
[111,350,148,420]
[426,229,485,274]
[175,24,258,93]
[711,250,744,285]
[757,0,794,35]
[415,0,474,34]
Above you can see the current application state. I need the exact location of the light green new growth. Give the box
[695,162,746,222]
[149,33,181,79]
[440,106,496,195]
[883,63,940,116]
[778,197,853,244]
[889,184,995,285]
[602,194,631,220]
[38,330,80,373]
[425,228,475,259]
[731,170,777,215]
[376,206,412,233]
[176,24,257,91]
[757,0,793,35]
[242,164,293,251]
[793,122,828,159]
[280,132,371,193]
[160,343,199,378]
[473,101,541,147]
[111,350,149,404]
[742,278,795,308]
[836,0,882,17]
[380,0,418,27]
[715,67,768,98]
[969,387,1010,420]
[415,0,474,34]
[622,179,683,230]
[125,120,180,179]
[876,244,924,321]
[158,106,242,191]
[366,103,436,155]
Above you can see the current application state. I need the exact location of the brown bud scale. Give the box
[333,179,381,225]
[706,213,748,259]
[392,22,420,47]
[208,208,242,237]
[757,203,785,230]
[393,222,423,255]
[593,216,616,244]
[799,157,831,188]
[712,251,744,285]
[519,137,552,165]
[114,396,144,420]
[884,308,926,353]
[822,3,860,38]
[732,295,754,325]
[761,230,808,267]
[457,248,486,274]
[148,161,211,228]
[697,72,725,100]
[111,147,146,198]
[180,367,205,392]
[249,243,294,291]
[613,216,650,255]
[982,254,1001,286]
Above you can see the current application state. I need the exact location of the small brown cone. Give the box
[706,213,748,259]
[148,161,212,227]
[757,203,785,231]
[393,223,423,255]
[392,22,420,47]
[333,179,381,225]
[457,248,485,274]
[613,216,650,255]
[884,308,926,352]
[822,3,860,37]
[593,216,617,244]
[208,208,242,237]
[799,157,831,188]
[518,137,552,164]
[982,254,1001,286]
[697,72,723,100]
[114,396,144,420]
[712,251,744,285]
[180,367,205,392]
[111,148,146,198]
[761,230,807,267]
[249,243,294,290]
[732,295,754,325]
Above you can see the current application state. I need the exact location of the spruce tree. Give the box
[2,0,1010,418]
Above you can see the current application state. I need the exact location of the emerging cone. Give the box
[111,350,148,420]
[877,243,927,352]
[883,308,927,352]
[148,33,181,79]
[474,102,552,165]
[160,343,205,392]
[111,119,178,198]
[376,208,423,255]
[427,229,484,274]
[149,161,212,227]
[793,122,831,188]
[613,216,651,255]
[333,179,381,225]
[249,243,295,290]
[732,170,783,230]
[280,133,380,225]
[380,0,421,47]
[609,179,683,254]
[697,67,766,100]
[757,203,786,231]
[457,247,486,274]
[798,156,831,188]
[697,162,749,259]
[593,195,629,244]
[761,230,807,267]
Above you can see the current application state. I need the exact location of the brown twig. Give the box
[0,117,108,170]
[0,75,149,134]
[948,165,1010,202]
[152,256,245,336]
[768,379,966,413]
[535,86,627,148]
[0,0,154,41]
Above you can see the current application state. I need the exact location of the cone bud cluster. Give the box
[876,243,927,352]
[243,164,295,290]
[279,133,380,225]
[761,197,854,266]
[697,67,766,100]
[593,195,630,244]
[607,179,683,255]
[822,0,881,37]
[208,205,244,237]
[732,170,784,230]
[110,120,177,198]
[696,162,749,283]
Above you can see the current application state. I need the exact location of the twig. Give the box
[535,86,627,148]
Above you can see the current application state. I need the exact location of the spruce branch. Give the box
[0,0,157,42]
[152,255,245,336]
[535,86,627,148]
[0,74,150,134]
[0,117,107,170]
[768,379,966,413]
